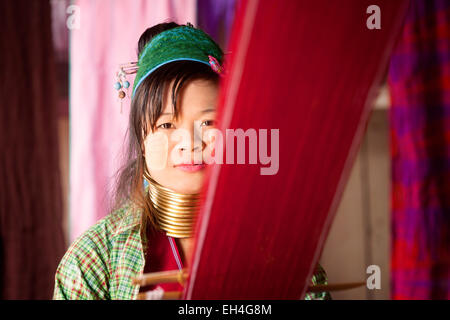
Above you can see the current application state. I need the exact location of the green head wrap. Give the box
[132,24,224,97]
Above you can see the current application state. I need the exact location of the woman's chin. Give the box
[165,171,205,194]
[178,178,205,194]
[148,166,207,194]
[170,183,203,194]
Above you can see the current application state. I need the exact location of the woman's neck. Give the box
[144,172,201,239]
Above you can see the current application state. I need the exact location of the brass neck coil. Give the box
[144,170,201,238]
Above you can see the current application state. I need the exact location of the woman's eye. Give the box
[157,123,174,129]
[201,120,216,127]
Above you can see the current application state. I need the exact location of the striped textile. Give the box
[388,0,450,300]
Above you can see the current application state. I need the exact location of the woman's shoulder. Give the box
[65,203,140,260]
[53,204,141,299]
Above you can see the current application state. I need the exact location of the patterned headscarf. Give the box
[132,24,224,97]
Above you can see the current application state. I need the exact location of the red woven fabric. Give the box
[185,0,409,299]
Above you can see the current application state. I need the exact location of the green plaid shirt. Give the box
[53,205,330,300]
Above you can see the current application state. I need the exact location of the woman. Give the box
[53,22,330,300]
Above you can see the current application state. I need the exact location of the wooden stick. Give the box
[137,282,367,300]
[137,290,182,300]
[136,282,367,300]
[133,269,366,298]
[132,269,188,286]
[306,282,366,293]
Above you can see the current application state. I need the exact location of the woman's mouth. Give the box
[174,163,207,172]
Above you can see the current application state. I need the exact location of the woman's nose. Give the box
[179,123,206,152]
[179,139,206,152]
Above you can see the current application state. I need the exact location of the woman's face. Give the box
[143,78,218,194]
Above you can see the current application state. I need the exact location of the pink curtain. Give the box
[70,0,196,242]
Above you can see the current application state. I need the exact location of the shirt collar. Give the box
[113,205,142,237]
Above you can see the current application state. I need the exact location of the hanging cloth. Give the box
[185,0,409,299]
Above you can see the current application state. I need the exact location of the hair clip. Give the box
[114,62,138,112]
[208,55,224,77]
